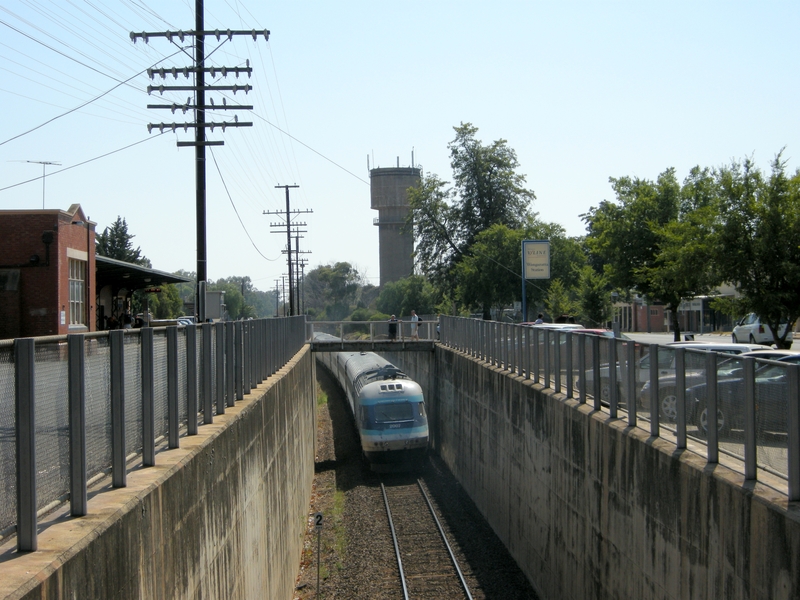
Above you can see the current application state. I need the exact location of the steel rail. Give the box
[417,479,474,600]
[381,482,410,600]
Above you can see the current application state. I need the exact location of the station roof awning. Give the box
[95,255,191,293]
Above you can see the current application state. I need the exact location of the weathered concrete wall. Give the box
[1,346,316,600]
[386,346,800,600]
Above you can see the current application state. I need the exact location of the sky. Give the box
[1,1,798,294]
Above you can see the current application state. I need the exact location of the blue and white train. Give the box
[315,336,428,468]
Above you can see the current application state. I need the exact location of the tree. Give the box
[375,275,437,318]
[304,262,361,320]
[409,123,536,301]
[143,284,183,319]
[544,280,578,321]
[714,153,800,348]
[583,168,718,340]
[576,266,612,327]
[95,217,150,267]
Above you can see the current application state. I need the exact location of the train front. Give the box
[356,373,428,468]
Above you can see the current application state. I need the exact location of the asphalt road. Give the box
[625,330,800,351]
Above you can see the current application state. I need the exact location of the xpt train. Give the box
[315,337,428,468]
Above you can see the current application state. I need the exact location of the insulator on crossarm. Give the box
[234,114,238,123]
[159,68,166,78]
[209,66,216,78]
[146,68,153,79]
[210,123,215,132]
[158,123,165,133]
[146,85,153,95]
[221,123,227,132]
[178,30,185,42]
[171,123,177,132]
[171,67,178,78]
[147,123,153,133]
[215,29,220,41]
[227,29,232,41]
[158,85,165,95]
[166,31,173,43]
[170,103,177,114]
[221,67,227,77]
[183,67,190,78]
[129,32,136,42]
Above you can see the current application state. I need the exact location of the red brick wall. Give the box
[0,210,95,339]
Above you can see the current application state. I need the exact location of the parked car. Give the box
[732,313,793,345]
[633,343,768,420]
[687,354,800,435]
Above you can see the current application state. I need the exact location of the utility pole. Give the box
[131,2,268,321]
[264,186,311,316]
[292,230,311,315]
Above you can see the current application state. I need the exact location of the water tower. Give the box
[370,163,421,286]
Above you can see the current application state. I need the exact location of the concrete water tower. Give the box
[370,162,421,286]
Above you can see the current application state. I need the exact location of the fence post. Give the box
[705,352,719,464]
[235,320,245,400]
[226,321,235,407]
[15,337,37,551]
[167,326,179,449]
[743,357,756,480]
[543,329,551,389]
[675,348,687,450]
[142,327,155,467]
[553,331,561,394]
[649,345,660,435]
[110,330,126,487]
[787,364,800,501]
[626,340,636,427]
[608,338,618,418]
[186,325,198,435]
[215,322,225,415]
[592,335,601,411]
[565,332,573,399]
[578,333,586,404]
[202,323,213,424]
[68,334,87,516]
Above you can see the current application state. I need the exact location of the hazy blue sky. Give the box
[1,1,797,292]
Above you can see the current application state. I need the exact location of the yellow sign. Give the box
[523,240,550,279]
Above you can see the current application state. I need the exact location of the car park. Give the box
[687,354,800,435]
[629,343,768,420]
[732,313,793,345]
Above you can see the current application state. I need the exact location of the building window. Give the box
[69,258,86,326]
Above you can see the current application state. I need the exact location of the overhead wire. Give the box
[209,146,279,262]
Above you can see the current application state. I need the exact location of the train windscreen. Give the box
[374,403,415,423]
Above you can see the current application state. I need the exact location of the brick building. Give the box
[0,204,95,339]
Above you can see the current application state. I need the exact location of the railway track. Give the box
[381,478,473,600]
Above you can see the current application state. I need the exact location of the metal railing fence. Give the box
[440,316,800,501]
[1,315,306,551]
[307,319,437,342]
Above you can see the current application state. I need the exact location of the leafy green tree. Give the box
[576,266,612,327]
[375,275,437,317]
[714,153,800,348]
[304,262,361,320]
[584,167,718,340]
[143,284,183,319]
[95,217,151,267]
[544,280,578,321]
[409,123,536,300]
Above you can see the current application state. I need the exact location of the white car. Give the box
[732,313,793,345]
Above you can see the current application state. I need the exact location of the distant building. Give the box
[370,166,420,286]
[0,204,96,339]
[0,204,191,340]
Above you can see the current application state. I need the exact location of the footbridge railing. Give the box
[1,315,306,551]
[439,315,800,500]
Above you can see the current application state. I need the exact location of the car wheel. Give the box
[659,388,678,422]
[600,380,611,403]
[697,404,729,436]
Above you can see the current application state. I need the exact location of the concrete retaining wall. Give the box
[1,346,316,600]
[386,346,800,600]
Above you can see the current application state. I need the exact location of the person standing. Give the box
[388,315,398,341]
[410,310,420,340]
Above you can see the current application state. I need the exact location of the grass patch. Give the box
[316,382,328,408]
